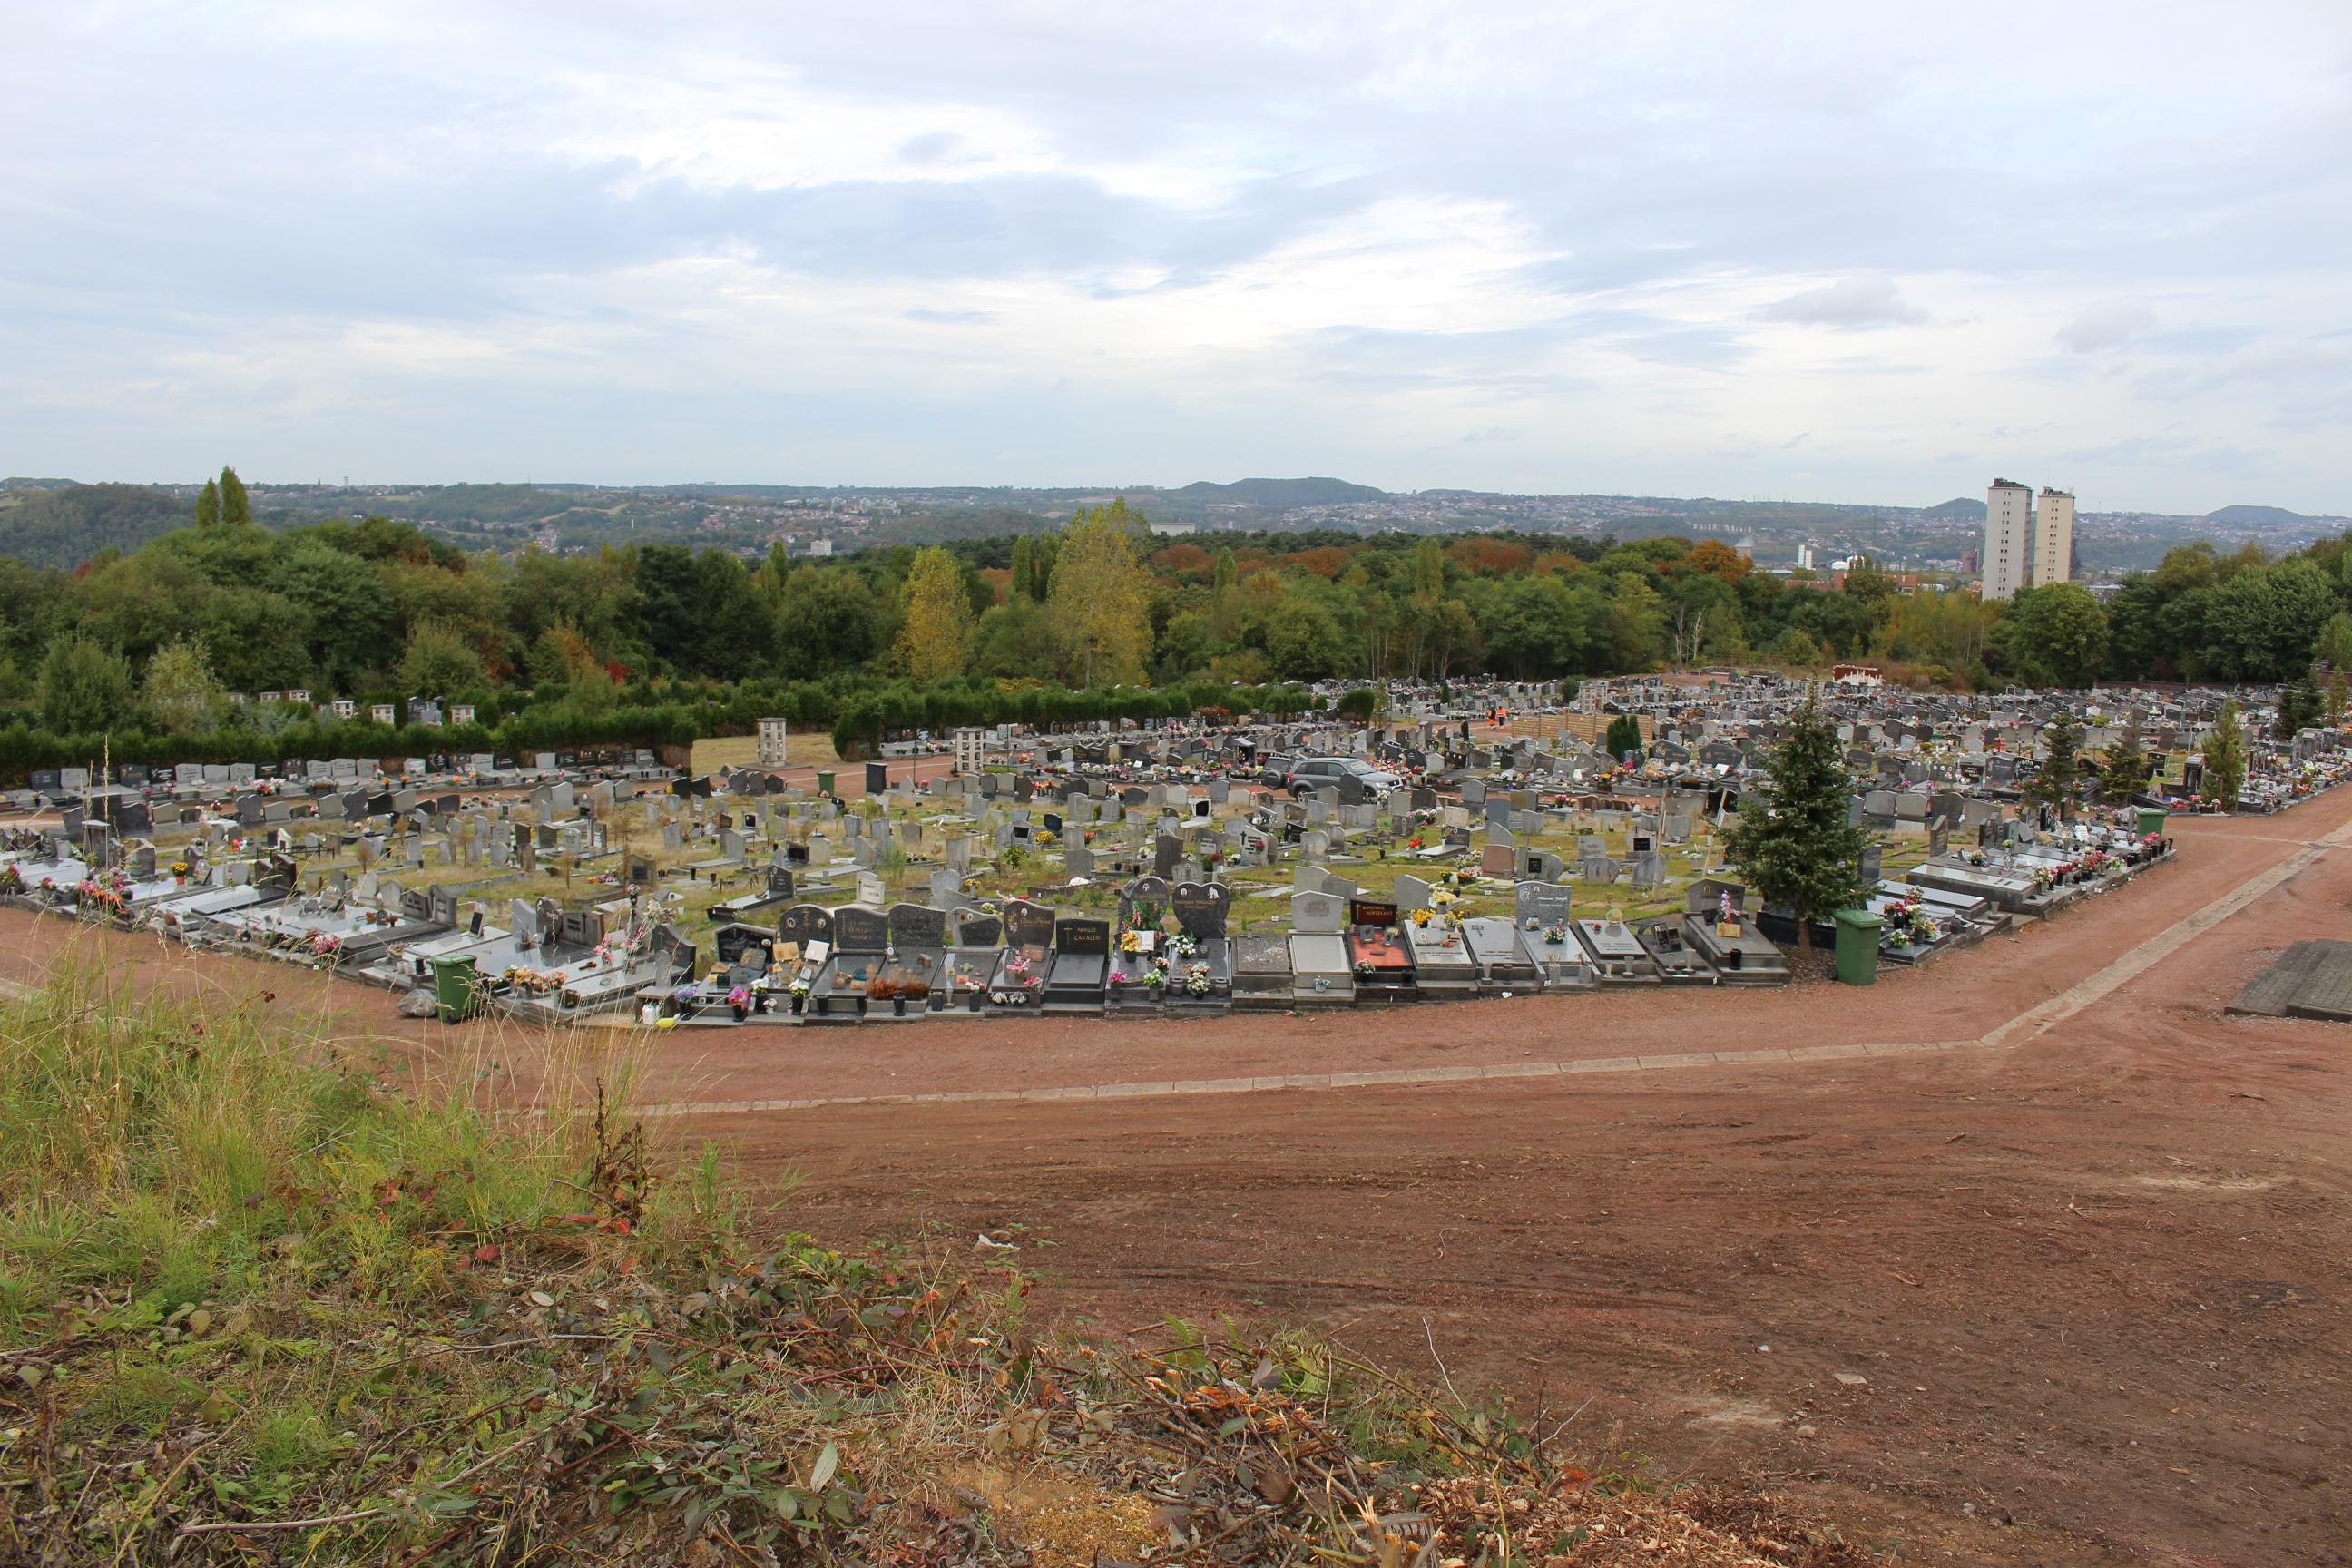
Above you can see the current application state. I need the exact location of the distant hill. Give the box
[0,483,191,568]
[2204,504,2307,525]
[1173,476,1387,507]
[1923,496,1986,519]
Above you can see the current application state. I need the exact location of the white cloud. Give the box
[2055,302,2157,354]
[0,0,2347,512]
[1754,277,1927,328]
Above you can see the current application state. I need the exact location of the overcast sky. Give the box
[4,2,2347,513]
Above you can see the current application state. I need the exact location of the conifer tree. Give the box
[2100,725,2150,804]
[2027,710,2082,821]
[2201,700,2248,809]
[1604,713,1642,759]
[1723,690,1871,952]
[218,466,252,526]
[194,477,220,528]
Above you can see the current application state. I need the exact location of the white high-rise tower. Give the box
[1982,478,2032,600]
[2035,487,2075,587]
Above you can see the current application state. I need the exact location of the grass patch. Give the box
[0,966,1871,1565]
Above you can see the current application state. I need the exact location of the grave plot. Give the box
[1230,932,1296,1012]
[772,903,837,1020]
[1574,916,1662,984]
[1164,880,1232,1014]
[1675,879,1788,985]
[807,906,891,1024]
[867,903,948,1020]
[1287,890,1354,1008]
[937,908,1000,1015]
[1108,876,1173,1014]
[1460,911,1536,995]
[1044,916,1112,1014]
[1511,882,1595,992]
[1345,897,1418,1004]
[986,899,1054,1014]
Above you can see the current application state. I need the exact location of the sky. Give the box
[3,1,2348,514]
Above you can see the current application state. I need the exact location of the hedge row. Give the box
[0,678,1320,780]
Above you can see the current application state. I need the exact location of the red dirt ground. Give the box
[8,793,2348,1567]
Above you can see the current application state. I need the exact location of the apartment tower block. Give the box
[1982,478,2032,600]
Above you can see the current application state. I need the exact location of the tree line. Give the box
[3,468,2349,767]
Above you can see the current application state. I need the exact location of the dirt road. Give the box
[7,796,2348,1566]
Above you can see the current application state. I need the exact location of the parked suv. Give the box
[1283,756,1404,798]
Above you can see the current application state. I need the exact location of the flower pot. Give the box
[967,995,983,1013]
[789,995,805,1015]
[731,1004,747,1022]
[892,997,907,1016]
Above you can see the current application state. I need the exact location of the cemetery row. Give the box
[0,682,2205,1030]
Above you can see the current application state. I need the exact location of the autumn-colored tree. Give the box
[1680,539,1752,583]
[893,545,974,681]
[1047,505,1150,686]
[1445,538,1534,576]
[1151,542,1214,577]
[1286,545,1352,580]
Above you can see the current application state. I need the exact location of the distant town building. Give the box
[1982,478,2033,600]
[1794,543,1816,570]
[1960,545,1980,574]
[1148,517,1199,537]
[2035,486,2075,588]
[804,538,835,557]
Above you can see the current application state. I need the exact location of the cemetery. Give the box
[0,673,2341,1029]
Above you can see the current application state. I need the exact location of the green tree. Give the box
[217,466,252,527]
[1722,691,1872,953]
[139,639,227,732]
[194,478,220,529]
[2314,610,2352,674]
[2026,711,2083,822]
[971,597,1063,678]
[773,566,882,676]
[1047,503,1151,686]
[2200,701,2248,809]
[1262,598,1349,681]
[396,622,484,696]
[2005,583,2109,687]
[35,634,134,733]
[1774,626,1822,668]
[1604,713,1643,759]
[2099,726,2151,805]
[2327,671,2349,730]
[893,545,975,681]
[2276,674,2324,739]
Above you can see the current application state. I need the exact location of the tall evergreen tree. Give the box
[217,466,252,527]
[194,478,220,528]
[2201,700,2248,809]
[1723,690,1872,953]
[2100,724,2150,804]
[2275,673,2323,738]
[2027,710,2083,821]
[1009,534,1035,603]
[1603,713,1643,759]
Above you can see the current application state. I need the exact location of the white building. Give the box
[757,716,790,767]
[1982,478,2033,600]
[1795,543,1816,570]
[2034,486,2075,587]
